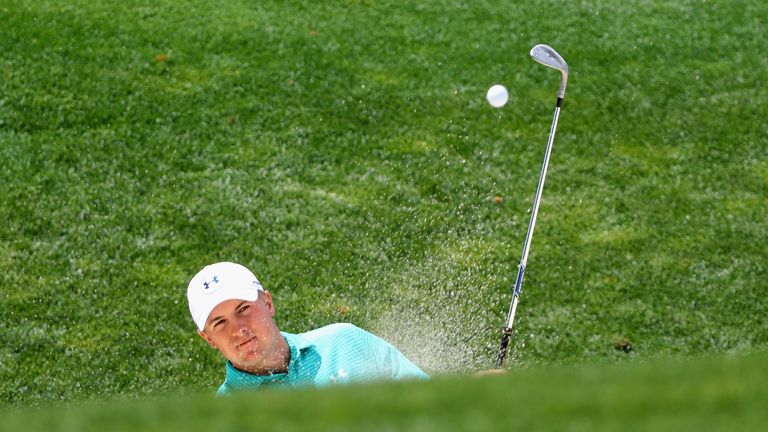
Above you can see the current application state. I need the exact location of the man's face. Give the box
[198,291,286,374]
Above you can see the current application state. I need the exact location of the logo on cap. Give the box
[202,276,220,293]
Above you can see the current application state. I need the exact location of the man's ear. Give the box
[262,290,276,317]
[198,330,217,349]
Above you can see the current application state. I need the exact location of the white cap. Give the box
[187,262,264,331]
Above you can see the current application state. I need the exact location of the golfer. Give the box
[187,262,428,394]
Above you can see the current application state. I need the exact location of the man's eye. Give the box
[213,320,225,329]
[239,306,250,313]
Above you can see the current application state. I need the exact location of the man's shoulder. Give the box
[300,323,365,341]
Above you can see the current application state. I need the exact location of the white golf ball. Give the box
[486,84,508,108]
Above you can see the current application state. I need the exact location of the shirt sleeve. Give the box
[353,325,430,380]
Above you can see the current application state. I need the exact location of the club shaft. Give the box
[496,97,562,368]
[517,99,561,277]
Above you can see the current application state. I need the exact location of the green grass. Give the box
[2,351,767,431]
[1,0,766,414]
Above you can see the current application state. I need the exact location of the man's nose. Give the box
[232,319,250,336]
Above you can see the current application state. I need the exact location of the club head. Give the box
[529,44,568,98]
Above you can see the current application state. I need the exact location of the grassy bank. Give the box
[2,351,767,431]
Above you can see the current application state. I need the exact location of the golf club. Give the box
[494,44,569,368]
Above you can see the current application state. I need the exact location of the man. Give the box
[187,261,428,394]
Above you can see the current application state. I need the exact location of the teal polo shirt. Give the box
[217,323,428,394]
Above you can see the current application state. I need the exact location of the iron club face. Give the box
[529,44,568,99]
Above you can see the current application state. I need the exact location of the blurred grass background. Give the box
[0,0,766,419]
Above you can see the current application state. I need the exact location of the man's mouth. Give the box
[237,336,257,350]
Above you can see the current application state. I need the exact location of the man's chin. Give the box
[230,351,265,371]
